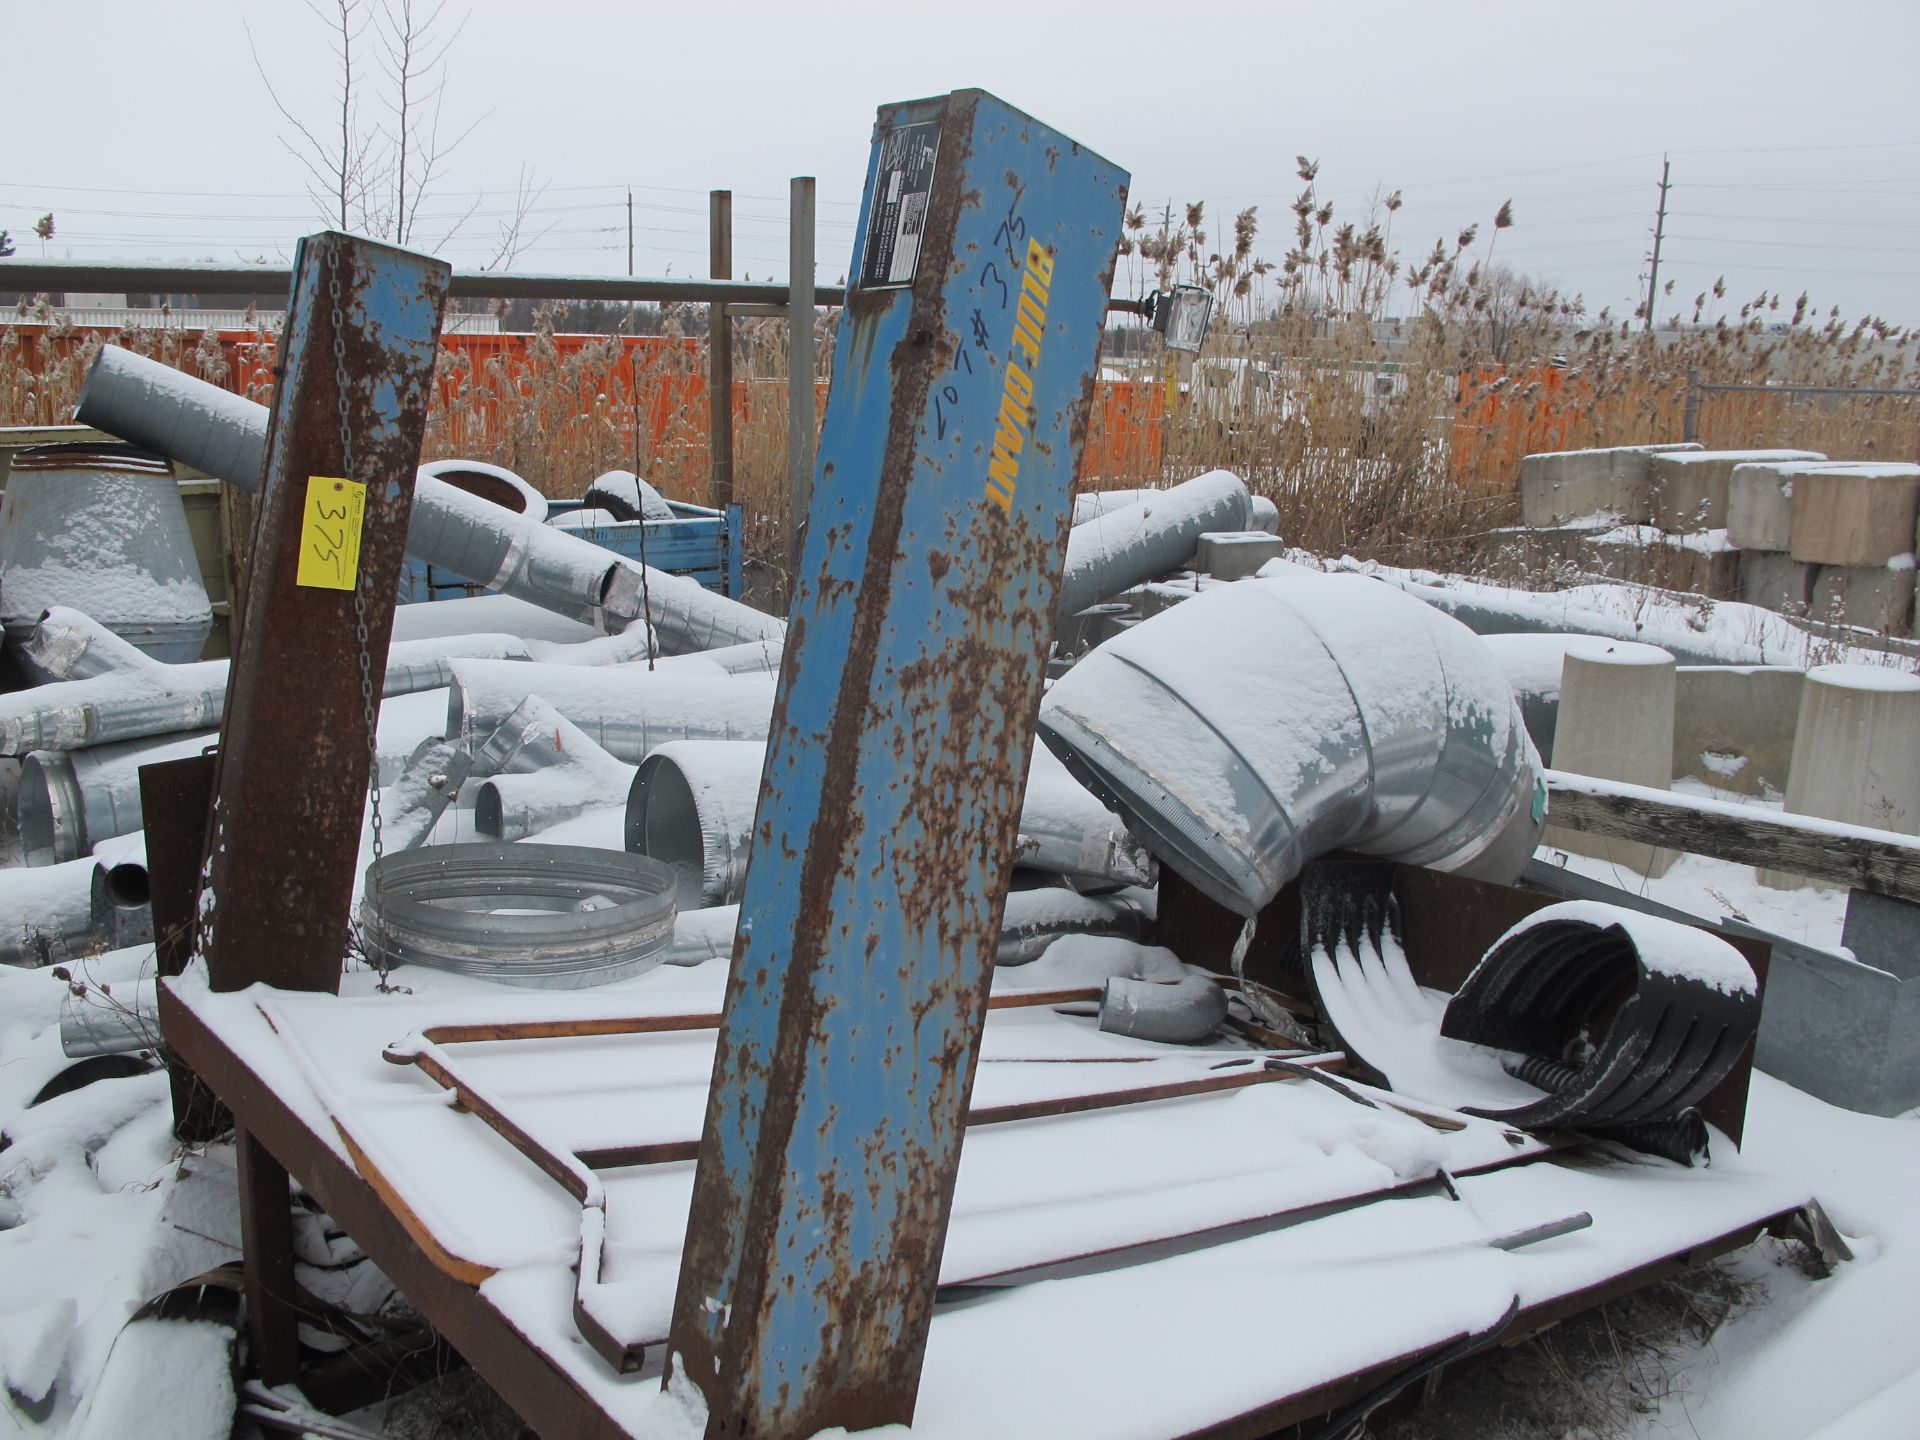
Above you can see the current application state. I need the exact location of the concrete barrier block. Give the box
[1727,463,1797,550]
[1763,662,1920,888]
[1546,638,1678,876]
[1737,550,1816,613]
[1195,531,1288,580]
[1789,464,1920,567]
[1520,443,1693,527]
[1580,526,1739,599]
[1648,449,1826,532]
[1810,561,1917,634]
[1671,664,1803,797]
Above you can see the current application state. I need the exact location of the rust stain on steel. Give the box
[192,231,449,994]
[664,89,1131,1439]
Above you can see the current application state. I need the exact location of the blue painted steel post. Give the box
[665,91,1128,1436]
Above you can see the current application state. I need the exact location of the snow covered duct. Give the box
[0,445,213,664]
[74,345,782,652]
[419,458,549,525]
[1,615,537,755]
[1039,573,1545,917]
[626,738,1156,910]
[1054,469,1254,620]
[472,695,636,841]
[17,730,216,865]
[450,660,776,765]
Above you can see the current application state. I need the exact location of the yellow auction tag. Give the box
[296,475,368,591]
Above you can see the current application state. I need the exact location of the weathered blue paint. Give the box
[665,91,1129,1437]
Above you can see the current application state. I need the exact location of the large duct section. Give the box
[472,696,636,841]
[0,445,213,663]
[1073,484,1278,535]
[17,730,216,865]
[61,978,161,1058]
[420,458,549,525]
[625,739,1154,910]
[663,886,1150,969]
[2,613,540,754]
[1055,469,1254,620]
[21,606,156,682]
[74,345,782,653]
[450,660,776,765]
[1039,572,1546,917]
[0,839,149,965]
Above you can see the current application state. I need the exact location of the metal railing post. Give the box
[787,176,817,591]
[708,190,735,511]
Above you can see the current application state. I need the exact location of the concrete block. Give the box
[1764,662,1920,888]
[1195,531,1288,580]
[1648,449,1825,532]
[1727,463,1797,550]
[1736,550,1816,613]
[1670,665,1803,797]
[1519,443,1693,527]
[1546,638,1678,877]
[1789,464,1920,567]
[1810,561,1916,634]
[1580,527,1739,599]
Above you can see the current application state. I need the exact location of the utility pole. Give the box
[626,189,635,336]
[1644,156,1670,334]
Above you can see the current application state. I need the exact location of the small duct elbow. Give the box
[1098,973,1230,1045]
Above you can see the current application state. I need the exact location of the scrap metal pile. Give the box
[0,87,1803,1440]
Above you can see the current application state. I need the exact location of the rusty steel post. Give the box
[665,91,1129,1437]
[187,232,449,994]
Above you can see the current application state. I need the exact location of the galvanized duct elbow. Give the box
[472,696,636,841]
[1055,469,1253,620]
[626,739,1155,910]
[380,736,473,851]
[1098,974,1230,1044]
[18,730,217,866]
[1039,572,1545,918]
[450,659,776,767]
[419,458,548,526]
[75,346,782,651]
[22,606,158,681]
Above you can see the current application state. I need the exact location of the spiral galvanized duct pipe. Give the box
[61,978,161,1058]
[22,606,156,681]
[625,738,1154,910]
[472,696,637,841]
[75,345,782,652]
[450,660,776,766]
[1,620,540,754]
[1039,572,1546,917]
[1054,469,1254,621]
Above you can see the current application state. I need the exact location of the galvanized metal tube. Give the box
[18,730,217,866]
[1054,469,1254,620]
[75,345,784,651]
[1040,572,1545,917]
[60,978,161,1056]
[662,887,1149,969]
[470,696,636,841]
[625,740,1152,909]
[0,853,109,965]
[625,740,767,909]
[1098,973,1231,1044]
[0,627,536,755]
[21,606,158,681]
[450,659,775,766]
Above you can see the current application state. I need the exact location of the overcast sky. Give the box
[7,1,1918,325]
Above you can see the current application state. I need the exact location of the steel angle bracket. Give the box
[664,90,1130,1437]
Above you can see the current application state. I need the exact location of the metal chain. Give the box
[328,242,391,987]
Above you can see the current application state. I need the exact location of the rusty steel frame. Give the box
[162,978,1805,1440]
[376,987,1354,1372]
[190,230,449,996]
